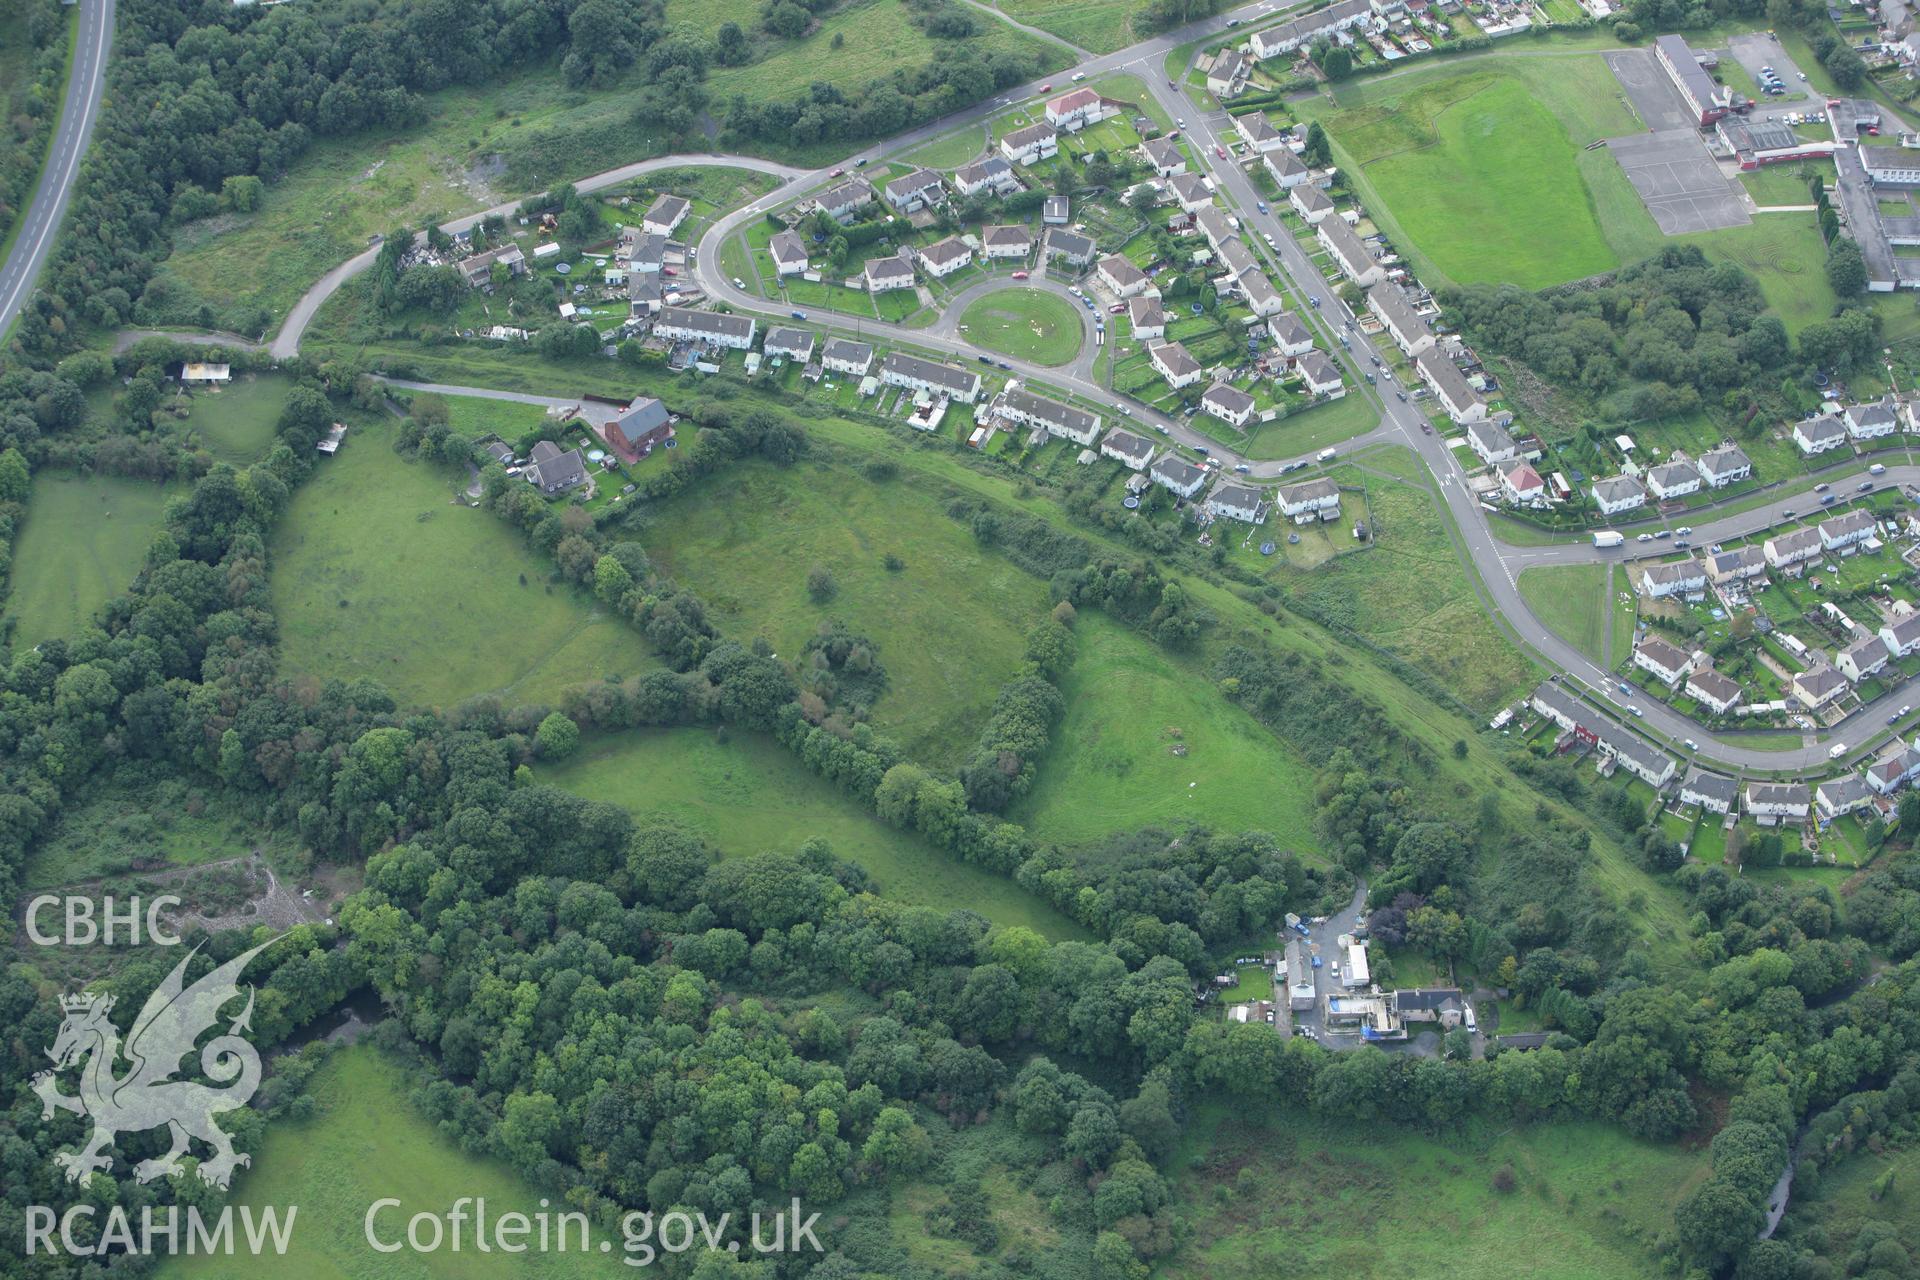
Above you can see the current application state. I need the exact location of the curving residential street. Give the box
[0,0,115,342]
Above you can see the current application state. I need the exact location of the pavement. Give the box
[0,0,115,343]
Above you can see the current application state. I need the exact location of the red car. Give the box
[830,167,844,177]
[1011,270,1029,279]
[1108,302,1125,314]
[1040,83,1052,92]
[1214,144,1226,159]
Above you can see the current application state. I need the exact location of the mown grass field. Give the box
[1299,57,1641,288]
[1164,1102,1709,1280]
[160,1046,628,1280]
[8,471,180,651]
[638,457,1053,767]
[1519,562,1620,666]
[270,421,657,710]
[172,373,290,463]
[436,393,554,440]
[1012,613,1323,853]
[543,729,1088,937]
[1740,162,1827,207]
[1239,392,1380,460]
[958,288,1084,366]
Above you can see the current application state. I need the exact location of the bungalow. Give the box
[1499,460,1547,506]
[953,155,1021,199]
[1633,636,1694,684]
[821,338,874,377]
[1881,609,1920,658]
[459,243,526,288]
[1001,122,1059,166]
[1044,87,1110,132]
[1267,312,1314,357]
[1763,526,1823,569]
[1745,781,1810,821]
[1128,296,1167,339]
[654,306,756,350]
[1843,398,1899,440]
[1097,253,1154,298]
[1646,460,1702,501]
[1001,387,1102,445]
[864,254,916,292]
[981,224,1033,261]
[642,193,690,237]
[1240,269,1285,317]
[1150,455,1209,499]
[1207,47,1251,98]
[1819,508,1877,552]
[1169,172,1213,212]
[1695,443,1753,488]
[1465,420,1517,466]
[813,178,876,223]
[1686,668,1743,716]
[1043,228,1097,267]
[1201,382,1258,428]
[880,351,982,403]
[1838,633,1891,682]
[1591,475,1647,517]
[1792,664,1850,711]
[1141,136,1187,176]
[1706,545,1766,584]
[1263,148,1309,190]
[1318,217,1382,286]
[763,327,814,364]
[1205,479,1267,523]
[1414,348,1486,423]
[918,236,973,279]
[1250,0,1373,59]
[1792,413,1848,455]
[179,362,231,385]
[527,440,590,495]
[1817,774,1874,821]
[1680,769,1739,814]
[1196,205,1235,251]
[1100,428,1156,470]
[1868,746,1920,794]
[1295,351,1343,397]
[1367,285,1435,357]
[1289,182,1334,224]
[1150,340,1204,389]
[768,230,809,277]
[1235,112,1289,153]
[1043,195,1070,225]
[1635,558,1706,599]
[1277,476,1341,521]
[883,168,945,213]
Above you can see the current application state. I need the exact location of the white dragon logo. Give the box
[31,939,277,1189]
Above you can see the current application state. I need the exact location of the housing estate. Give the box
[654,306,756,350]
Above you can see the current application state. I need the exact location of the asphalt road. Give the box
[0,0,115,343]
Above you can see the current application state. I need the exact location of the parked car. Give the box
[1010,270,1028,280]
[1860,480,1874,491]
[977,354,993,364]
[1109,302,1125,314]
[1637,533,1653,542]
[1214,144,1227,159]
[829,167,844,177]
[1071,71,1087,81]
[731,277,745,288]
[1815,482,1829,491]
[1676,525,1692,534]
[1256,201,1268,213]
[1235,463,1251,473]
[790,309,807,320]
[1684,739,1698,751]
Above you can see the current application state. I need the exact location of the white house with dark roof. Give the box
[881,352,981,403]
[1707,545,1766,584]
[1646,460,1701,500]
[1591,475,1647,517]
[1201,383,1258,429]
[1268,312,1314,356]
[1205,479,1267,523]
[1251,0,1373,59]
[1817,774,1874,821]
[642,193,690,237]
[763,326,814,363]
[1696,444,1752,488]
[1277,476,1341,521]
[1793,413,1848,455]
[1151,455,1209,498]
[1881,609,1920,658]
[768,230,809,276]
[526,440,590,495]
[1633,636,1694,685]
[814,178,876,223]
[1635,558,1705,599]
[1838,633,1891,682]
[980,224,1033,260]
[1844,399,1899,440]
[1289,182,1334,224]
[622,230,666,273]
[1868,746,1920,794]
[1499,460,1546,506]
[1001,387,1102,445]
[1217,239,1258,283]
[1296,351,1343,397]
[1128,296,1166,339]
[1318,217,1382,286]
[1169,172,1213,212]
[1686,669,1742,716]
[1100,429,1155,470]
[1044,87,1109,131]
[1150,340,1204,389]
[1793,664,1850,711]
[1043,228,1096,266]
[917,236,972,279]
[1415,349,1486,423]
[1263,149,1309,190]
[1764,527,1823,569]
[1001,122,1059,165]
[1240,269,1285,317]
[1207,47,1251,98]
[1367,285,1435,357]
[654,305,756,350]
[1098,253,1154,298]
[1235,112,1289,152]
[1680,769,1739,814]
[953,156,1021,199]
[1141,136,1186,176]
[883,168,945,213]
[863,254,916,292]
[1745,781,1810,821]
[821,338,874,377]
[1195,205,1235,252]
[1819,508,1877,552]
[1466,419,1516,465]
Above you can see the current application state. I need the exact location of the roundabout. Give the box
[956,287,1086,367]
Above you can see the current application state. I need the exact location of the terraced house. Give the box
[654,306,756,350]
[881,351,981,403]
[1318,217,1384,287]
[1367,285,1435,357]
[999,121,1058,166]
[1000,387,1102,445]
[1415,349,1486,423]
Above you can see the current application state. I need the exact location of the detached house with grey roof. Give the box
[1290,182,1334,224]
[1792,413,1847,456]
[1000,122,1059,166]
[1150,340,1204,389]
[1100,429,1156,470]
[1200,383,1258,429]
[953,156,1021,199]
[1150,455,1209,499]
[1844,399,1899,440]
[883,168,945,213]
[1591,475,1647,517]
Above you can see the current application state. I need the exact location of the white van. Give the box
[1829,741,1848,760]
